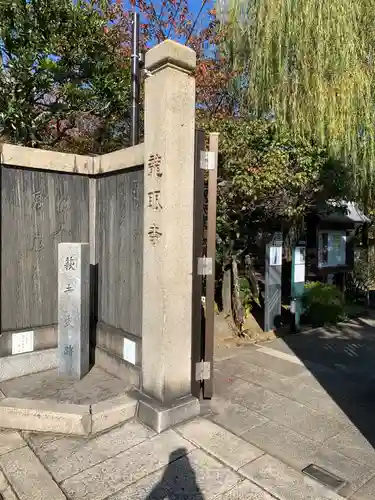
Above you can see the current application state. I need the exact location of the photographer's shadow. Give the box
[145,448,204,500]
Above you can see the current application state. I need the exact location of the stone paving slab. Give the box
[0,366,129,404]
[208,397,269,436]
[0,431,26,457]
[351,474,375,500]
[0,446,65,500]
[324,428,375,466]
[310,446,375,498]
[229,379,290,414]
[0,468,18,500]
[107,448,241,500]
[295,389,351,425]
[215,357,290,386]
[216,480,278,499]
[256,346,305,365]
[215,359,320,406]
[258,396,348,443]
[177,418,264,470]
[61,429,196,500]
[22,431,67,449]
[28,419,155,482]
[241,419,374,498]
[227,378,347,443]
[241,420,320,470]
[291,364,357,400]
[212,369,253,401]
[237,348,306,377]
[1,486,18,499]
[239,454,343,500]
[265,327,375,378]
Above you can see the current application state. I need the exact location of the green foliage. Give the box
[198,114,351,264]
[238,276,252,317]
[302,282,345,326]
[0,0,131,152]
[348,248,375,299]
[221,0,375,207]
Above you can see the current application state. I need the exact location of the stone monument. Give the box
[138,40,200,432]
[291,237,306,331]
[58,242,90,379]
[264,232,283,331]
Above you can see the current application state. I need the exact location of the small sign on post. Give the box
[264,232,283,332]
[291,239,306,332]
[58,242,90,379]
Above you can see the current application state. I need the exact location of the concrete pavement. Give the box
[0,417,345,500]
[1,317,375,499]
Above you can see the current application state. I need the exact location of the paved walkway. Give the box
[1,317,375,499]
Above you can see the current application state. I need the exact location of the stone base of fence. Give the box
[135,390,200,434]
[0,326,57,358]
[94,346,140,387]
[0,348,58,383]
[0,393,137,436]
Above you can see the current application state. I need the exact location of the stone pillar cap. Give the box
[145,40,196,73]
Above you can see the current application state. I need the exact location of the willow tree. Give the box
[218,0,375,207]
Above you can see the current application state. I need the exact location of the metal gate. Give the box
[191,129,218,399]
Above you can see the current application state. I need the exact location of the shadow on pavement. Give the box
[145,448,204,499]
[280,317,375,448]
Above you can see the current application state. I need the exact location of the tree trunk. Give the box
[232,256,244,332]
[245,254,259,299]
[222,268,232,317]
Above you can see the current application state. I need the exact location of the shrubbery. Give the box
[302,282,345,326]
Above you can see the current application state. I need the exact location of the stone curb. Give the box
[91,394,138,435]
[0,394,137,436]
[0,348,58,382]
[0,398,91,436]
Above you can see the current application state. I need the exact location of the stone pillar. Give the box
[58,242,90,379]
[138,40,199,432]
[264,232,283,332]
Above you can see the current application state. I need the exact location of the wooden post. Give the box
[191,129,205,399]
[203,132,219,399]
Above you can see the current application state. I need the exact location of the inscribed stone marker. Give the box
[264,232,283,332]
[58,242,90,379]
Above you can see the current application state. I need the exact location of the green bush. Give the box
[239,277,253,318]
[302,282,345,326]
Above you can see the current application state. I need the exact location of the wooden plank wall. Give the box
[1,166,89,331]
[97,167,144,337]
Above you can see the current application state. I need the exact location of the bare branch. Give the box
[185,0,207,45]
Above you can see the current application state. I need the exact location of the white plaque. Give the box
[270,246,282,266]
[12,331,34,355]
[200,151,216,170]
[123,338,136,365]
[295,264,305,283]
[197,257,213,275]
[295,247,306,265]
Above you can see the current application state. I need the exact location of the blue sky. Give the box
[120,0,215,49]
[122,0,214,34]
[123,0,213,15]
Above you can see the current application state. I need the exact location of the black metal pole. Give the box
[131,11,140,146]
